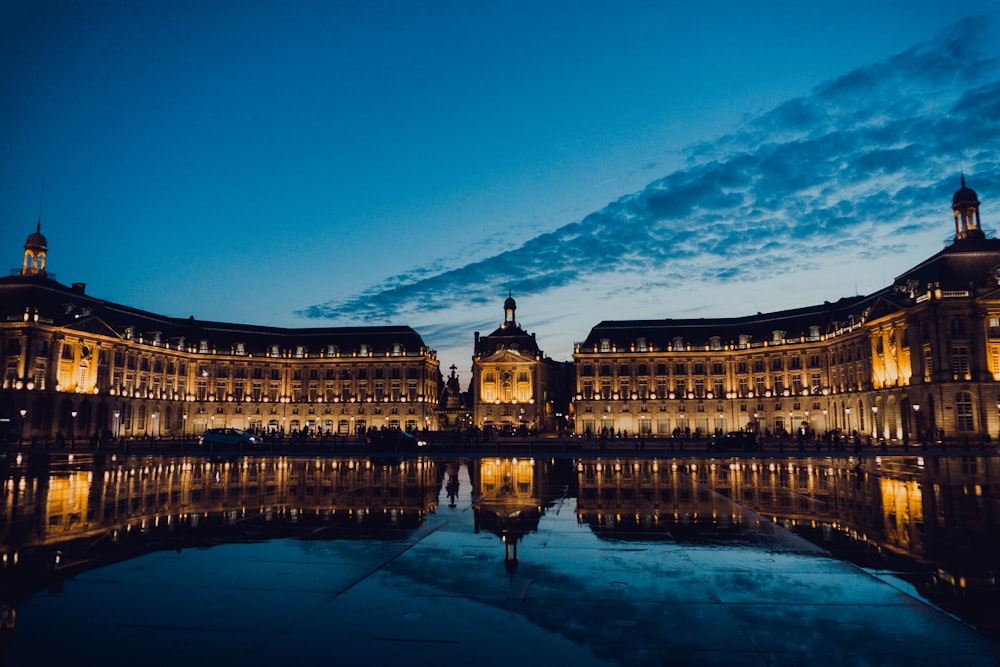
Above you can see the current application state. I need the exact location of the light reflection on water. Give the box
[0,452,998,664]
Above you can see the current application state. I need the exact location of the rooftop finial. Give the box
[37,179,44,230]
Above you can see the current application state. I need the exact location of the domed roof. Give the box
[953,175,979,206]
[504,294,516,310]
[24,221,47,249]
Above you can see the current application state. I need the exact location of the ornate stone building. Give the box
[572,179,1000,444]
[470,295,571,434]
[0,227,441,443]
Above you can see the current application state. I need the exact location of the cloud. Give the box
[298,17,1000,326]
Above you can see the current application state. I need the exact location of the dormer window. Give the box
[125,327,134,340]
[808,325,821,340]
[359,344,370,357]
[269,345,280,357]
[772,330,785,344]
[391,343,402,356]
[199,340,209,353]
[599,339,611,353]
[327,344,338,357]
[738,334,751,348]
[294,345,305,358]
[672,337,685,351]
[709,336,722,351]
[235,342,246,356]
[636,337,648,352]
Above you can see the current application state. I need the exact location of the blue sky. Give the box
[2,1,999,382]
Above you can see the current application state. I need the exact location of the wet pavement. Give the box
[2,454,999,666]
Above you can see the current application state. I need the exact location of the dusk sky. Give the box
[3,1,1000,382]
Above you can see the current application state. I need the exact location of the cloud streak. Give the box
[299,17,1000,326]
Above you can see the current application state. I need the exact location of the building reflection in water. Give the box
[1,453,998,639]
[574,455,999,636]
[471,458,546,575]
[0,453,442,628]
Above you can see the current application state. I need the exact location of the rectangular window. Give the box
[956,391,974,431]
[951,346,970,380]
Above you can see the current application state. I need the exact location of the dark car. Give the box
[366,429,428,453]
[709,431,759,452]
[198,427,264,448]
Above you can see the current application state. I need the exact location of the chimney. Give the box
[71,282,86,294]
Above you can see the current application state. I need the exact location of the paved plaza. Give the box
[4,456,999,667]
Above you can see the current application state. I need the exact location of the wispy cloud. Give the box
[298,17,1000,325]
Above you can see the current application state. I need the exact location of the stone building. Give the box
[470,295,570,434]
[572,179,1000,445]
[0,227,441,443]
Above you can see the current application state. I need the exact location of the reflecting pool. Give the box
[1,452,998,665]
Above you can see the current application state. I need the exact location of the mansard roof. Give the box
[475,322,543,357]
[579,294,882,352]
[0,274,431,356]
[891,235,1000,295]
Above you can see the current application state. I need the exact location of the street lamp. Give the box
[183,413,188,444]
[872,405,878,437]
[113,409,121,441]
[18,409,26,449]
[70,410,78,449]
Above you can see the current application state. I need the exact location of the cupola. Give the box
[21,220,48,276]
[952,175,984,242]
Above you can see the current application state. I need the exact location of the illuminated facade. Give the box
[0,231,441,442]
[572,180,1000,444]
[470,295,570,433]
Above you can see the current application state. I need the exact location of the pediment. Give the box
[62,315,123,339]
[479,348,532,364]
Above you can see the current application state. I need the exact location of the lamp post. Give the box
[872,406,878,437]
[912,404,920,446]
[18,409,26,450]
[70,410,78,449]
[113,409,120,442]
[182,413,188,447]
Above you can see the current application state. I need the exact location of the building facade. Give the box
[470,295,570,434]
[0,229,441,443]
[571,179,1000,444]
[4,179,1000,447]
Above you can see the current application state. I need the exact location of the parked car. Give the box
[708,431,759,452]
[198,428,264,448]
[366,429,428,453]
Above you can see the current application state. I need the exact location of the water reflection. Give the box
[574,455,999,637]
[1,452,998,644]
